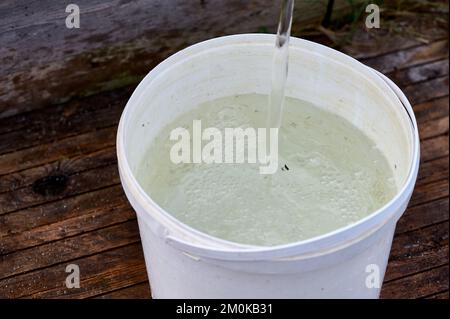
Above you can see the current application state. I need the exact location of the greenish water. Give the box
[137,94,396,246]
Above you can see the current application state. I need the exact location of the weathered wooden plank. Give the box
[419,116,449,140]
[385,222,449,282]
[417,156,449,186]
[1,0,356,118]
[0,243,147,299]
[361,40,449,74]
[342,12,448,60]
[0,0,266,117]
[0,86,129,155]
[420,135,449,162]
[381,264,449,299]
[0,126,116,175]
[409,179,449,207]
[0,184,125,238]
[0,84,128,136]
[0,202,134,255]
[2,0,446,119]
[3,221,448,297]
[94,282,151,299]
[0,220,140,281]
[404,76,449,105]
[0,164,119,215]
[397,198,449,234]
[413,96,449,123]
[387,244,448,284]
[3,220,447,298]
[0,146,116,193]
[0,1,446,300]
[427,290,449,299]
[388,59,449,87]
[31,253,148,299]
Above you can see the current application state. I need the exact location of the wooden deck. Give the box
[0,3,448,299]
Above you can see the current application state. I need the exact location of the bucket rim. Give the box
[116,33,420,260]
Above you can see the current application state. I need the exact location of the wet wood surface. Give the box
[0,0,357,119]
[0,2,448,299]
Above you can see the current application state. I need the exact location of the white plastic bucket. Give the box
[117,34,420,298]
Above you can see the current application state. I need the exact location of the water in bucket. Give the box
[135,1,397,246]
[137,94,396,246]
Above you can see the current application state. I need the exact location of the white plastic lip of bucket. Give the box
[116,34,420,262]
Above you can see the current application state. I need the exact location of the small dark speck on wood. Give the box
[32,174,69,196]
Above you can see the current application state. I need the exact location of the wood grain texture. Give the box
[0,164,120,215]
[385,222,449,282]
[414,96,449,123]
[0,147,116,193]
[0,87,130,155]
[381,265,449,299]
[396,198,448,234]
[404,76,449,105]
[361,40,449,74]
[0,243,148,299]
[0,185,126,237]
[427,290,449,299]
[0,0,358,119]
[388,59,449,87]
[0,2,448,299]
[0,220,140,280]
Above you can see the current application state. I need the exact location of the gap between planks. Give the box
[0,222,141,282]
